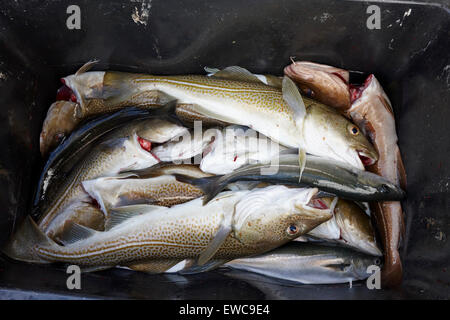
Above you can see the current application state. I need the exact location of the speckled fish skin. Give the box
[37,118,185,238]
[16,186,332,266]
[225,242,381,284]
[82,164,212,213]
[61,70,377,169]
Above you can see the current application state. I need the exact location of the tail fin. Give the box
[174,174,228,205]
[1,216,55,264]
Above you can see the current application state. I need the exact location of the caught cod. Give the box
[4,186,333,272]
[301,198,382,256]
[82,164,212,214]
[37,117,187,238]
[50,62,377,170]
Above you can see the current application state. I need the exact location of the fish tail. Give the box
[2,216,55,264]
[174,174,227,205]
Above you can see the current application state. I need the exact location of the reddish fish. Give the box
[348,75,406,287]
[284,61,351,111]
[285,61,407,287]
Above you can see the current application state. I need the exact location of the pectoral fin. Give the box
[282,76,307,130]
[197,213,233,265]
[298,148,307,182]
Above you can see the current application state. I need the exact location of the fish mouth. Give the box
[136,135,160,162]
[357,150,377,167]
[56,79,77,102]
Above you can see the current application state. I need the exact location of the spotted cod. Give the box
[4,186,333,273]
[41,62,378,171]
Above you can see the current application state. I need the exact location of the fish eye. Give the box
[349,125,359,135]
[374,258,382,266]
[286,224,299,236]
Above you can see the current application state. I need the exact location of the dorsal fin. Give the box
[205,66,263,84]
[75,59,100,76]
[105,204,165,230]
[57,221,98,245]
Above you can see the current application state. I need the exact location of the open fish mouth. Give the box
[357,150,377,167]
[307,197,330,210]
[56,81,77,102]
[136,135,160,162]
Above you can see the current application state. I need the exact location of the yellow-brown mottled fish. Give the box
[37,118,187,239]
[299,198,382,256]
[82,164,212,214]
[51,61,377,170]
[4,186,333,273]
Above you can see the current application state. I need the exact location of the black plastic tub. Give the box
[0,0,449,299]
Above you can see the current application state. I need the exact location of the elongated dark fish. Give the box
[225,242,382,284]
[175,153,405,205]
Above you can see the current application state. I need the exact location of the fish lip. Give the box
[357,150,377,167]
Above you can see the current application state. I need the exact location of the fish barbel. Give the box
[225,242,381,284]
[54,62,377,169]
[4,186,333,271]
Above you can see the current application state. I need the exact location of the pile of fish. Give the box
[2,60,406,287]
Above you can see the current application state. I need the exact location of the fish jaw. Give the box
[233,186,333,247]
[284,61,351,111]
[303,103,378,170]
[61,71,106,107]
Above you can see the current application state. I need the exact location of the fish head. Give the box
[306,103,378,170]
[334,200,383,256]
[98,132,160,172]
[323,252,382,280]
[233,186,333,248]
[350,254,383,280]
[283,61,351,110]
[61,71,105,106]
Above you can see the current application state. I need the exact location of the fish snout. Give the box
[378,182,406,200]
